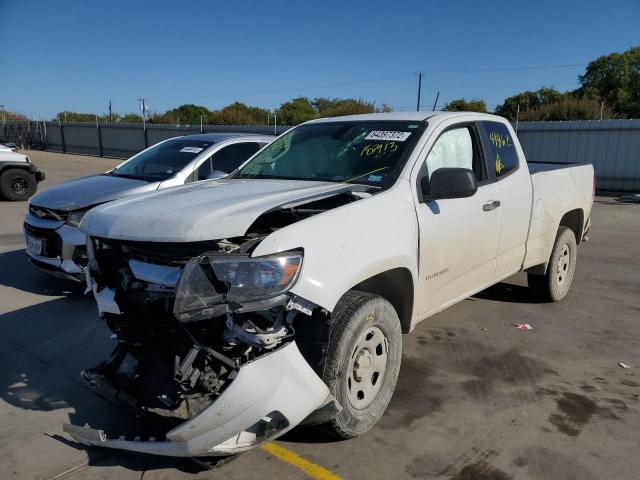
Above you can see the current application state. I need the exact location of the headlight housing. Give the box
[173,252,303,322]
[66,210,88,227]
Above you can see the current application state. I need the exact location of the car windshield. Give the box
[111,139,214,181]
[238,121,424,188]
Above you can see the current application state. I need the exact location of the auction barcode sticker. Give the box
[365,131,412,142]
[179,147,204,153]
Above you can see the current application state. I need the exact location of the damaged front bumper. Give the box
[64,341,331,457]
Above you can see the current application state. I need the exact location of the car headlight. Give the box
[173,252,303,322]
[66,210,88,227]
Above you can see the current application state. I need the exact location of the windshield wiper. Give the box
[110,172,147,181]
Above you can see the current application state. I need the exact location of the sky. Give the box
[1,0,639,119]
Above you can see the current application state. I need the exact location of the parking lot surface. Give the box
[1,151,639,480]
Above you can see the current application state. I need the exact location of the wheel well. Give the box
[559,209,584,244]
[353,268,414,334]
[0,164,31,176]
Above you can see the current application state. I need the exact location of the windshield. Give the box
[111,139,214,181]
[238,121,424,188]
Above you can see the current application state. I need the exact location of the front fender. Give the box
[252,181,419,314]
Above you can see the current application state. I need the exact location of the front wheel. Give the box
[321,291,402,438]
[528,226,577,302]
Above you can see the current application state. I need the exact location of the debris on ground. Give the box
[481,327,488,332]
[619,362,632,369]
[513,323,533,330]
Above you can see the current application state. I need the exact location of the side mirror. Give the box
[421,168,478,202]
[206,170,227,180]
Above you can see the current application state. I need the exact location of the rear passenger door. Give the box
[478,121,533,279]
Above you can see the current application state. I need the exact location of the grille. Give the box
[94,237,220,266]
[29,205,68,222]
[24,223,63,257]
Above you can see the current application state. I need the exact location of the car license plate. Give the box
[26,234,43,256]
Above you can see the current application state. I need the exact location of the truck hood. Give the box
[81,179,353,242]
[30,174,160,211]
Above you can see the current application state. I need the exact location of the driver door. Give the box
[415,123,502,316]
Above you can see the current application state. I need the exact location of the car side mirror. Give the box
[421,168,478,202]
[206,170,227,180]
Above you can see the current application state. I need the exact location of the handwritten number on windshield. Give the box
[360,142,398,157]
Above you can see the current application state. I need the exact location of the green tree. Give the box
[1,110,28,121]
[313,97,377,117]
[578,46,640,117]
[151,104,210,125]
[56,111,99,122]
[208,102,270,125]
[276,97,317,125]
[119,113,143,123]
[442,98,487,113]
[517,96,616,121]
[494,88,562,120]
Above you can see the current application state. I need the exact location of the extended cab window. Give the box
[481,121,519,179]
[425,126,484,181]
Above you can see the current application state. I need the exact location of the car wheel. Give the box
[321,290,402,438]
[528,227,577,302]
[0,169,37,201]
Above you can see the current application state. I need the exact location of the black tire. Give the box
[321,290,402,438]
[0,169,37,201]
[528,227,577,302]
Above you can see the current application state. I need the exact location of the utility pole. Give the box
[432,91,440,111]
[599,101,604,120]
[138,98,147,129]
[515,104,520,133]
[108,100,112,123]
[416,73,423,111]
[0,104,5,125]
[273,111,277,135]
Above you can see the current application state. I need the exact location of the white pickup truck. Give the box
[64,112,594,463]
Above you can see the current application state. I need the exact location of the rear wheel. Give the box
[321,291,402,438]
[0,169,37,201]
[528,227,577,302]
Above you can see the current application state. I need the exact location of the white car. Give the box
[65,112,594,462]
[23,133,274,280]
[0,149,45,201]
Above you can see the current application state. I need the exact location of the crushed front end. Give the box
[64,234,337,457]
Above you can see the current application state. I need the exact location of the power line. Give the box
[145,62,587,106]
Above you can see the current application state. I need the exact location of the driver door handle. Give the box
[483,200,501,211]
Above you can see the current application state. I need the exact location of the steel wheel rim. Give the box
[346,326,388,409]
[10,176,28,195]
[556,243,571,285]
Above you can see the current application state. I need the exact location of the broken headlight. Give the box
[174,252,303,322]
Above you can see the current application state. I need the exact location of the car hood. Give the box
[82,179,354,242]
[29,174,160,211]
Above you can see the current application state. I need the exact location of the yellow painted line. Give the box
[260,442,342,480]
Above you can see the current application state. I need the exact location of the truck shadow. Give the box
[472,280,545,304]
